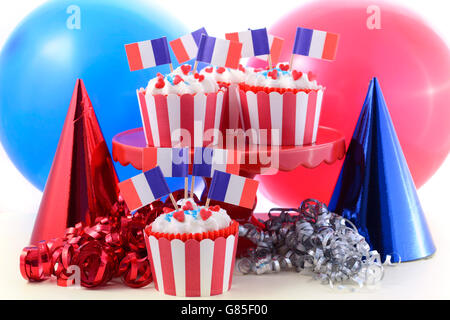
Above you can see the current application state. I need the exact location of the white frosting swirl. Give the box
[151,199,231,234]
[144,65,220,96]
[244,63,322,90]
[200,65,250,85]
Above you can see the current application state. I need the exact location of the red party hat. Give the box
[30,79,119,244]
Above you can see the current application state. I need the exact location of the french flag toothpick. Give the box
[207,171,259,209]
[292,27,339,61]
[169,27,208,64]
[142,147,189,177]
[192,147,240,177]
[255,35,284,66]
[118,166,176,211]
[125,36,172,72]
[190,147,241,198]
[225,28,270,58]
[196,34,243,69]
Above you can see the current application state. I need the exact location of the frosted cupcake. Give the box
[200,65,254,134]
[238,63,324,146]
[136,64,226,148]
[144,198,239,296]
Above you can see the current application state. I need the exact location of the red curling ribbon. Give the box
[20,198,163,288]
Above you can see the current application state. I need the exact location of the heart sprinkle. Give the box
[180,64,191,75]
[200,208,212,221]
[173,211,185,222]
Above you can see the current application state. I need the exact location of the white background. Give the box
[0,0,449,299]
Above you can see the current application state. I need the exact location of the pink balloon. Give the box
[253,0,450,207]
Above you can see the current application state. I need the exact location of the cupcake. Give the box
[239,63,324,146]
[144,198,239,296]
[200,65,252,135]
[137,64,226,148]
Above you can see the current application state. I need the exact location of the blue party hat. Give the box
[329,78,435,262]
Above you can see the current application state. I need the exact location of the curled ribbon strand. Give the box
[20,197,164,288]
[238,199,394,287]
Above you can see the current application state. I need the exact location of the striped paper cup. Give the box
[238,89,324,146]
[219,83,244,135]
[137,90,225,147]
[144,221,239,297]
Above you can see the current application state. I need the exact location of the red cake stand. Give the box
[112,126,345,177]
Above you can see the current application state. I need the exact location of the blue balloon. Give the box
[0,0,188,191]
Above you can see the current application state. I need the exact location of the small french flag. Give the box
[208,171,259,209]
[118,166,171,211]
[292,27,339,61]
[225,28,270,58]
[196,35,243,69]
[169,28,208,64]
[192,147,240,177]
[142,147,189,177]
[125,36,171,72]
[255,35,284,66]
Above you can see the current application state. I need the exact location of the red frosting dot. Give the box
[238,64,246,73]
[156,72,164,78]
[216,67,226,74]
[204,67,213,73]
[209,205,220,212]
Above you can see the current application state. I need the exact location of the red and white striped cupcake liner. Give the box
[137,90,225,147]
[144,222,239,297]
[238,89,324,146]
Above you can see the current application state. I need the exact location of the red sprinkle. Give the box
[279,64,289,71]
[200,209,212,221]
[216,67,226,74]
[182,201,194,211]
[173,211,185,222]
[155,77,165,89]
[209,205,220,212]
[204,67,213,73]
[194,73,205,82]
[180,64,191,75]
[173,75,183,85]
[292,70,303,81]
[156,72,164,78]
[238,64,246,73]
[268,69,278,80]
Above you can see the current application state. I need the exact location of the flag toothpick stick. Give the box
[184,177,189,199]
[169,193,179,210]
[205,198,211,208]
[190,176,196,198]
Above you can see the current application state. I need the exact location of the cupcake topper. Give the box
[191,147,241,198]
[194,34,243,72]
[206,170,258,209]
[118,166,178,211]
[225,28,270,66]
[169,27,208,64]
[142,147,190,199]
[125,36,173,72]
[255,35,284,68]
[290,26,340,70]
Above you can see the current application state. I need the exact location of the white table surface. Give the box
[1,199,449,300]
